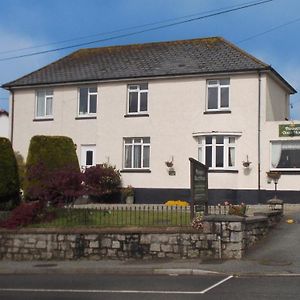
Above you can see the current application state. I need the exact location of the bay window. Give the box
[198,135,236,169]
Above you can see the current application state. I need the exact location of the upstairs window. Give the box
[198,135,236,169]
[128,83,148,114]
[207,79,230,111]
[79,87,97,116]
[271,141,300,170]
[124,137,150,169]
[36,90,53,118]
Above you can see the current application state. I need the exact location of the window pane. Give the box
[216,146,224,167]
[89,94,97,113]
[216,136,224,144]
[89,87,97,93]
[133,145,141,168]
[125,145,132,168]
[129,85,138,90]
[143,145,150,168]
[221,87,229,108]
[208,80,218,85]
[79,88,88,114]
[129,92,138,113]
[220,79,230,85]
[37,91,45,117]
[276,141,300,168]
[229,147,235,167]
[143,137,150,143]
[207,87,218,109]
[46,97,53,116]
[205,146,212,167]
[229,137,235,144]
[140,92,148,111]
[86,150,93,166]
[205,136,212,144]
[134,138,141,143]
[139,83,148,90]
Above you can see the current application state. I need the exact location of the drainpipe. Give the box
[257,72,262,203]
[10,89,15,145]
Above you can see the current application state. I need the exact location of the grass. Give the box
[31,207,192,228]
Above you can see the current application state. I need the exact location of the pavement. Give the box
[1,204,300,277]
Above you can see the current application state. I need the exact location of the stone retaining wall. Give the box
[0,210,282,261]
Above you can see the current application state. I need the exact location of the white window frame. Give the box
[127,83,148,114]
[35,90,53,119]
[123,137,150,169]
[206,79,230,111]
[78,86,98,116]
[198,135,236,170]
[80,144,96,168]
[270,140,300,171]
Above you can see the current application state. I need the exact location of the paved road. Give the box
[0,274,299,300]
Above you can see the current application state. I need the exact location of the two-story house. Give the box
[2,37,299,204]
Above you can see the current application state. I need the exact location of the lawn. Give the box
[31,207,192,228]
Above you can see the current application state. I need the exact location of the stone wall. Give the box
[0,211,282,261]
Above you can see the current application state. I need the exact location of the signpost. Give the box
[189,157,208,219]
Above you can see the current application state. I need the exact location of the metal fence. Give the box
[36,204,230,228]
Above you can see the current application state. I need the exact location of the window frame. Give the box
[127,83,148,115]
[270,140,300,171]
[78,86,98,117]
[35,90,53,119]
[206,79,230,112]
[123,137,150,170]
[198,135,236,170]
[80,144,96,168]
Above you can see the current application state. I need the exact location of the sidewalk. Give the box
[1,205,299,276]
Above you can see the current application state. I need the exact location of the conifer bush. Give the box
[24,135,80,202]
[0,138,20,208]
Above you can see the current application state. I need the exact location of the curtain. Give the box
[271,142,282,168]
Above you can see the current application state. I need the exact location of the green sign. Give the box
[279,124,300,137]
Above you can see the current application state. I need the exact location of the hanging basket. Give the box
[266,171,281,180]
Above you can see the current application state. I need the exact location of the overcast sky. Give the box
[0,0,299,119]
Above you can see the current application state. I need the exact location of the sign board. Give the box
[279,124,300,137]
[189,157,208,218]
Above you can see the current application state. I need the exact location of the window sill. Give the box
[75,116,97,120]
[124,113,149,118]
[270,169,300,174]
[33,118,54,122]
[208,169,238,173]
[204,110,231,115]
[120,169,151,173]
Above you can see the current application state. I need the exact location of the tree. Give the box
[0,138,20,208]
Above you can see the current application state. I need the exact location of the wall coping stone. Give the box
[253,210,283,217]
[244,216,268,224]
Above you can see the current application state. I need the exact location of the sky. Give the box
[0,0,300,119]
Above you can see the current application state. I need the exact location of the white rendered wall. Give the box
[0,114,9,138]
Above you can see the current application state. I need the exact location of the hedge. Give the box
[24,135,80,200]
[0,138,20,207]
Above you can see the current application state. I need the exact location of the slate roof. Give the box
[1,37,296,93]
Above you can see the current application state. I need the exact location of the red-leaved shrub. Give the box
[0,202,44,229]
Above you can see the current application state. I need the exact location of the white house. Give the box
[2,37,299,204]
[0,109,9,138]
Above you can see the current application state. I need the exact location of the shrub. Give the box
[24,135,80,200]
[0,138,20,208]
[0,202,44,229]
[84,164,121,202]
